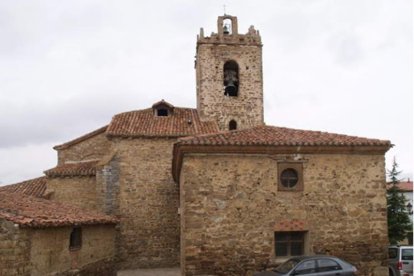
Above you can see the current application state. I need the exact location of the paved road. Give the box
[117,267,180,276]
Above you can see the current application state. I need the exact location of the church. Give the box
[0,15,391,276]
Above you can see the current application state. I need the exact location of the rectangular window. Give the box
[275,231,305,257]
[401,249,413,261]
[69,227,82,250]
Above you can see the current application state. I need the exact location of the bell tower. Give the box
[196,15,264,131]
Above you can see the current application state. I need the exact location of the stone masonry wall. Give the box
[57,132,111,164]
[96,155,120,216]
[0,219,31,276]
[180,153,388,276]
[47,176,98,211]
[196,43,264,131]
[30,225,116,276]
[113,137,180,269]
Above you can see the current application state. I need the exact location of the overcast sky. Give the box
[0,0,412,185]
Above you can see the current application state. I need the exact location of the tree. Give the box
[387,158,412,244]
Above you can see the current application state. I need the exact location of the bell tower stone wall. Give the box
[196,15,264,131]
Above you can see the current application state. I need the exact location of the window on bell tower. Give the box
[223,61,239,97]
[229,120,237,130]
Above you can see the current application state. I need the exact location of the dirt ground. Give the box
[117,267,181,276]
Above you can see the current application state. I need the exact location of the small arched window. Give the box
[69,227,82,250]
[229,120,237,130]
[223,61,239,97]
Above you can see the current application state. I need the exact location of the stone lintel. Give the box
[274,219,308,232]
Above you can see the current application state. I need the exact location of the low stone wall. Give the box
[53,258,116,276]
[0,221,116,276]
[180,153,388,276]
[30,225,116,276]
[0,219,31,276]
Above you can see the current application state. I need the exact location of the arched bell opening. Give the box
[223,19,232,35]
[223,60,239,97]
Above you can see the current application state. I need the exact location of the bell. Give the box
[224,80,238,96]
[223,25,230,35]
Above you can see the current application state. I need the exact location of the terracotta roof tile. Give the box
[54,126,108,150]
[44,160,98,177]
[0,191,117,228]
[177,125,391,147]
[107,106,218,137]
[172,126,391,182]
[387,181,413,192]
[0,177,47,198]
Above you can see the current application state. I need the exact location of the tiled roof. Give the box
[44,160,98,177]
[0,177,47,198]
[172,125,391,182]
[53,126,108,150]
[177,125,391,147]
[387,181,413,192]
[106,107,219,137]
[0,190,117,228]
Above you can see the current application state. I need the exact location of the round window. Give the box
[280,168,299,188]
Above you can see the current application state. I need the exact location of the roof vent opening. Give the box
[157,109,169,116]
[152,100,174,117]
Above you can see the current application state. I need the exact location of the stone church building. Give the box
[0,15,391,276]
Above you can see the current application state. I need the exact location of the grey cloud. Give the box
[0,98,108,148]
[327,33,364,65]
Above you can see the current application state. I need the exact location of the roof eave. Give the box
[44,173,96,178]
[106,133,202,139]
[18,220,119,229]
